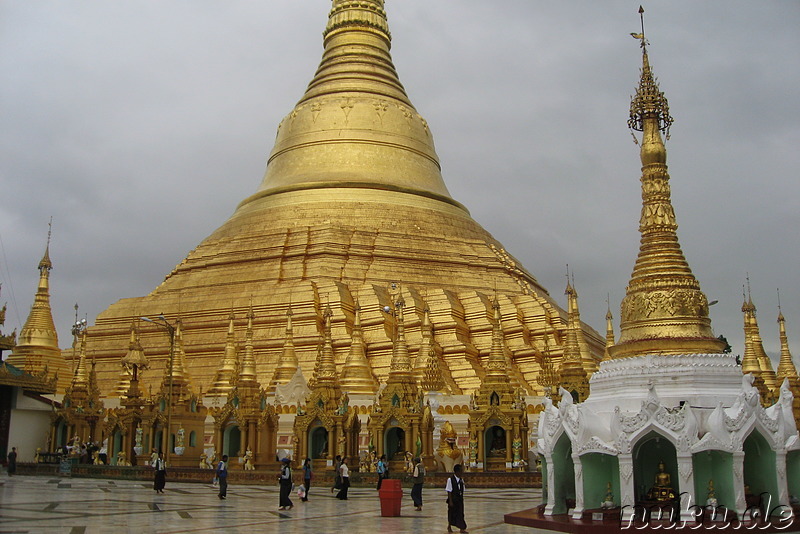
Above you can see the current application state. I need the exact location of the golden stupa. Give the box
[80,0,603,397]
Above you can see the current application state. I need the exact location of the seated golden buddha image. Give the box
[646,460,677,502]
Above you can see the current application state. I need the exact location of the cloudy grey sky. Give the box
[1,1,798,363]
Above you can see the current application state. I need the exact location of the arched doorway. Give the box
[551,432,575,515]
[385,427,405,460]
[310,426,329,459]
[743,430,779,515]
[111,430,123,464]
[632,431,678,503]
[580,453,619,509]
[692,450,734,511]
[224,425,241,458]
[787,450,800,505]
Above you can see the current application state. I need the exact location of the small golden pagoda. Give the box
[267,308,299,394]
[211,306,277,467]
[139,318,207,466]
[293,305,353,469]
[77,0,602,400]
[601,303,615,363]
[339,302,379,395]
[6,231,70,392]
[207,313,238,397]
[776,306,800,426]
[608,34,725,359]
[467,298,528,472]
[52,331,105,448]
[741,295,774,406]
[367,293,433,471]
[105,320,150,464]
[558,279,590,402]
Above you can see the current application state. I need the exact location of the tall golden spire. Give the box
[207,313,238,396]
[745,294,777,391]
[70,330,90,393]
[162,318,193,400]
[387,293,414,384]
[602,300,615,362]
[559,279,589,401]
[485,298,509,382]
[117,319,149,397]
[6,222,69,391]
[741,292,772,404]
[777,302,800,384]
[247,0,456,210]
[611,9,724,359]
[237,304,259,387]
[310,304,340,391]
[268,307,299,393]
[340,301,379,394]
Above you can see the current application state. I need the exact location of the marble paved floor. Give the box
[0,473,546,534]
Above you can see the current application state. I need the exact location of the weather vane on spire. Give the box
[630,6,648,49]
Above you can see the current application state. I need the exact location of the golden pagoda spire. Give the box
[485,298,509,382]
[745,292,777,391]
[340,301,379,394]
[776,299,800,383]
[70,330,90,392]
[387,293,414,384]
[568,274,598,375]
[117,319,149,397]
[247,0,456,210]
[310,304,340,390]
[559,276,589,401]
[162,318,193,399]
[268,307,299,393]
[413,304,434,385]
[741,289,771,404]
[611,9,724,358]
[238,303,259,387]
[208,312,238,396]
[602,298,615,362]
[6,221,69,391]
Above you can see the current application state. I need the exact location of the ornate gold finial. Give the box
[310,304,340,388]
[387,290,414,383]
[238,303,258,385]
[741,289,774,405]
[611,11,724,359]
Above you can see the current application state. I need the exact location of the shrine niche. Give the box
[466,299,528,472]
[210,308,277,468]
[293,306,355,470]
[366,294,432,472]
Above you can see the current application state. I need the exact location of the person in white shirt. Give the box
[335,457,350,500]
[446,463,467,533]
[153,451,166,494]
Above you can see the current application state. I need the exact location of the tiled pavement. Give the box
[0,474,547,533]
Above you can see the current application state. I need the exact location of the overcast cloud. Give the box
[1,1,798,364]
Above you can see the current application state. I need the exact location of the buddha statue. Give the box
[646,460,676,501]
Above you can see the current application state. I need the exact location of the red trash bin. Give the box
[378,478,403,517]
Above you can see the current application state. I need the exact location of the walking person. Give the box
[153,451,166,494]
[301,457,312,502]
[410,456,425,511]
[278,458,293,510]
[331,454,342,493]
[446,463,467,533]
[335,456,350,500]
[216,454,228,500]
[376,454,387,490]
[6,447,17,476]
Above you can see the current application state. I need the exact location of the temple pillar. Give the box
[249,421,257,452]
[505,426,512,467]
[776,450,789,510]
[543,452,557,516]
[571,453,585,519]
[677,453,695,521]
[477,427,485,470]
[733,451,746,517]
[214,425,223,458]
[618,454,635,522]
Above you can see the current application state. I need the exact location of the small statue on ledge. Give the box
[243,448,255,471]
[601,482,615,509]
[706,479,718,507]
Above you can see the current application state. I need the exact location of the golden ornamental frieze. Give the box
[621,289,708,323]
[639,202,676,229]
